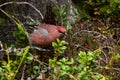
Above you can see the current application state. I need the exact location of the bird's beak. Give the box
[64,32,67,36]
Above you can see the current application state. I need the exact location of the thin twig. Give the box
[0,40,4,50]
[32,46,50,51]
[21,64,26,80]
[99,66,120,71]
[0,1,44,19]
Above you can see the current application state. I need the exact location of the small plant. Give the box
[0,46,31,80]
[53,3,78,30]
[53,5,67,26]
[49,49,108,80]
[100,0,120,14]
[52,39,67,57]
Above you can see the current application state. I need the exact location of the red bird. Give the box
[29,24,66,46]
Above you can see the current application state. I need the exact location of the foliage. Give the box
[53,3,78,30]
[52,39,67,57]
[73,0,120,19]
[49,49,109,80]
[0,46,31,80]
[72,0,91,20]
[53,5,67,26]
[0,1,120,79]
[99,0,120,14]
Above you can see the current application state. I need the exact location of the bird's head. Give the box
[57,26,67,36]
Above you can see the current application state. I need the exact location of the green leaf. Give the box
[26,56,33,60]
[16,51,23,56]
[114,0,120,3]
[56,38,60,43]
[33,66,39,70]
[16,23,26,35]
[60,46,67,50]
[52,42,58,47]
[67,58,74,64]
[107,9,112,14]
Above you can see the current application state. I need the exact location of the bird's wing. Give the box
[29,27,51,45]
[36,27,50,39]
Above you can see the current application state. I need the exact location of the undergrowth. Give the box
[0,0,120,80]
